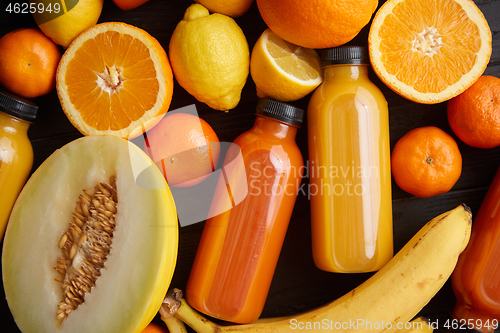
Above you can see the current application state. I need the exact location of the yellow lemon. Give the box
[250,29,323,102]
[31,0,104,48]
[169,3,249,111]
[194,0,254,17]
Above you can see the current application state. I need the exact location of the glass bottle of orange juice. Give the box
[186,98,304,324]
[307,46,393,273]
[0,90,38,240]
[451,166,500,333]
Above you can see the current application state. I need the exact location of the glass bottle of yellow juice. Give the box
[307,46,393,273]
[0,90,38,240]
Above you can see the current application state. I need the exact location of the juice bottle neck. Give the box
[323,64,370,82]
[252,115,299,141]
[0,110,31,136]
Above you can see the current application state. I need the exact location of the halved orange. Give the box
[368,0,492,104]
[56,22,174,139]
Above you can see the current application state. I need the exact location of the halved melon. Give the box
[2,135,178,333]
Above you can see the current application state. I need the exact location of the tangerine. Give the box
[112,0,150,10]
[256,0,378,49]
[0,28,61,99]
[391,126,462,198]
[144,112,221,188]
[141,322,168,333]
[447,75,500,149]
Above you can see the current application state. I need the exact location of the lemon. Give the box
[250,29,323,102]
[169,3,249,111]
[194,0,254,17]
[31,0,104,48]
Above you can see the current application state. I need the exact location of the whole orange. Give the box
[141,322,168,333]
[391,126,462,198]
[447,75,500,149]
[0,28,61,98]
[256,0,378,49]
[144,113,221,187]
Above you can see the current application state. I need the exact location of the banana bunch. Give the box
[160,204,472,333]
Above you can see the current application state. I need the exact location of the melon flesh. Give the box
[2,135,178,333]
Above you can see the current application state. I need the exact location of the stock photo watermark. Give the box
[128,104,381,227]
[289,318,431,331]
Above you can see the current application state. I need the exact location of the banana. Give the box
[160,204,471,333]
[161,290,189,333]
[163,316,188,333]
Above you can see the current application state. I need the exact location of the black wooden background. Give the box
[1,0,499,332]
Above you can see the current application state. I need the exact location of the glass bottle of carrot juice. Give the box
[307,46,393,273]
[0,89,38,240]
[451,166,500,333]
[186,98,304,324]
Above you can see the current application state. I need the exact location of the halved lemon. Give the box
[250,29,323,102]
[56,22,174,139]
[368,0,492,104]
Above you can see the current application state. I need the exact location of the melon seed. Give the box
[54,178,117,321]
[58,234,68,249]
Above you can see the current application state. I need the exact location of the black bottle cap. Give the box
[0,89,38,122]
[255,98,304,128]
[321,45,370,66]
